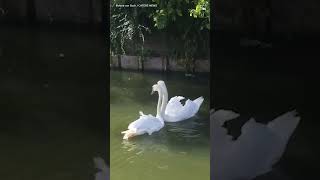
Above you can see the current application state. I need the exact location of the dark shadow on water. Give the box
[0,25,108,179]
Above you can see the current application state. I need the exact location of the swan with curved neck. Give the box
[157,80,204,122]
[151,84,163,118]
[121,84,165,140]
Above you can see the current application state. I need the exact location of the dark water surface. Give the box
[0,26,107,179]
[212,44,318,179]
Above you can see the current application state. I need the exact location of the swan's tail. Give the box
[121,129,137,140]
[267,110,300,142]
[139,111,145,116]
[193,96,204,108]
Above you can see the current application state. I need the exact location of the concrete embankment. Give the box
[110,55,210,73]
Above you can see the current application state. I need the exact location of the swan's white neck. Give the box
[156,87,162,118]
[158,81,168,118]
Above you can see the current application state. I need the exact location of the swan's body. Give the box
[93,157,109,180]
[211,109,300,180]
[121,84,164,140]
[157,81,204,122]
[122,111,164,139]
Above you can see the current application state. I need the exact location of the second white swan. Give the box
[157,80,204,122]
[121,83,165,140]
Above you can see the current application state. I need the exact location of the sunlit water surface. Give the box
[110,70,210,180]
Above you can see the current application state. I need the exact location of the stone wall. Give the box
[110,55,210,73]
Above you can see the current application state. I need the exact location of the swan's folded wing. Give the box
[193,96,204,108]
[182,99,200,117]
[234,113,300,177]
[234,120,280,178]
[165,97,201,121]
[267,110,300,142]
[165,96,185,114]
[211,109,240,126]
[128,114,162,133]
[211,109,240,143]
[128,113,151,130]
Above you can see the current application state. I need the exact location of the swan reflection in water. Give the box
[120,116,208,168]
[120,119,205,155]
[211,109,300,180]
[93,157,109,180]
[122,138,169,154]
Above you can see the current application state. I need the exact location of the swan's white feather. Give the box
[164,96,204,122]
[211,109,240,126]
[267,110,300,142]
[122,83,165,140]
[165,96,185,114]
[122,112,164,139]
[211,109,300,180]
[156,80,204,122]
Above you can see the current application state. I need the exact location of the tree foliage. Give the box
[189,0,210,29]
[110,0,210,72]
[152,0,210,30]
[110,0,151,55]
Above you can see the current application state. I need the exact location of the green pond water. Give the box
[110,70,210,180]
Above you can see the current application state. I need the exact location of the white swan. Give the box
[121,83,165,140]
[211,109,300,180]
[157,80,204,122]
[93,157,109,180]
